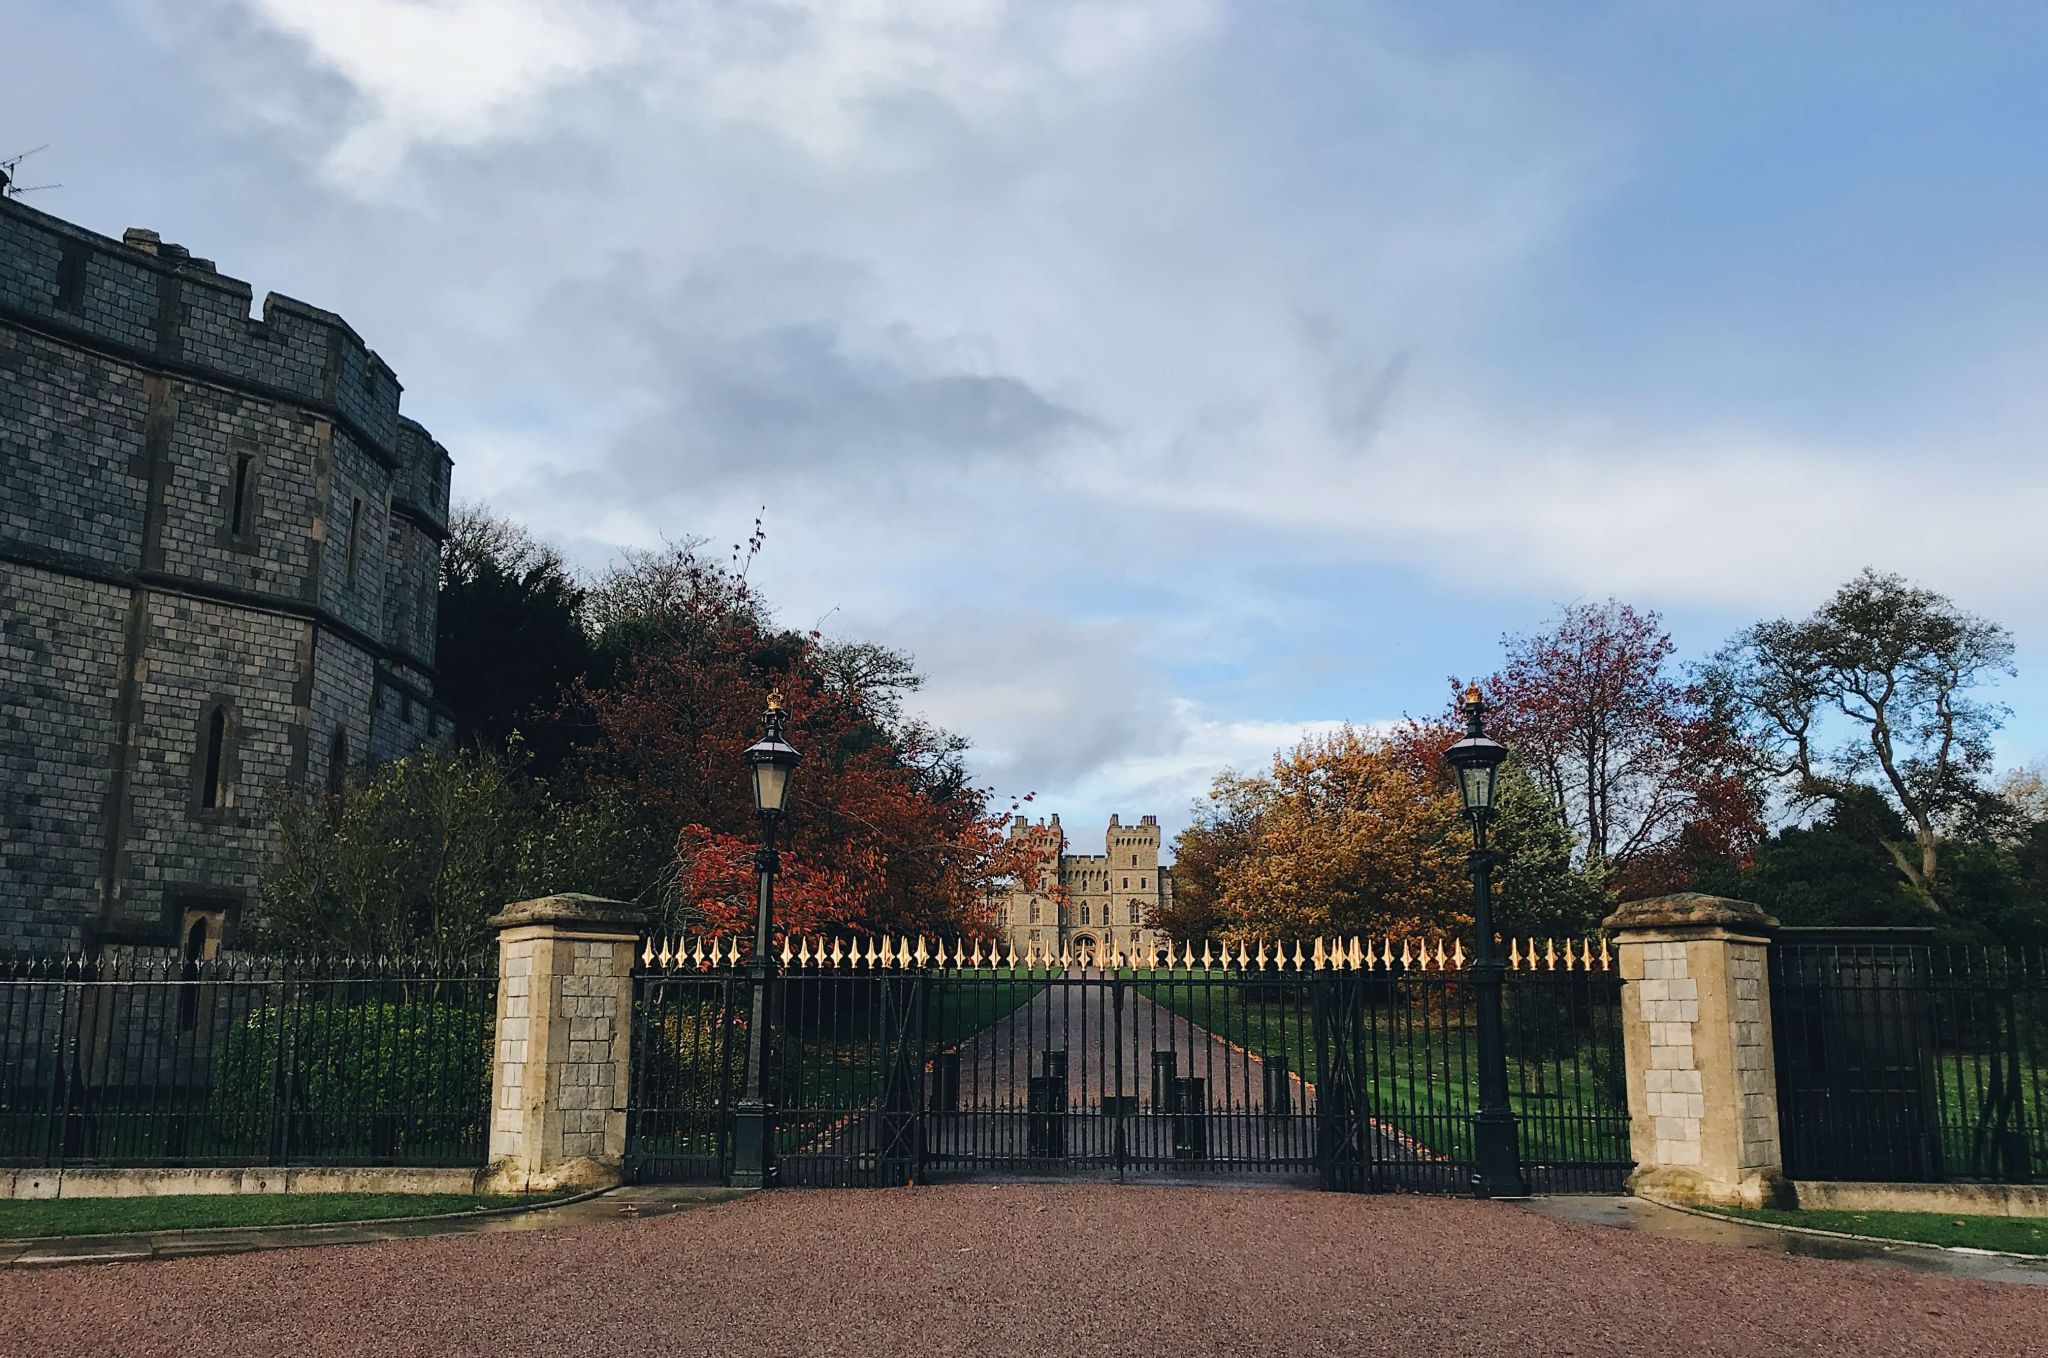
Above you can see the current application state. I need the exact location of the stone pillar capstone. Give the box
[483,894,645,1195]
[1604,892,1790,1209]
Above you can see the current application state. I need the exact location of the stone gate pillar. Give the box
[1604,892,1789,1209]
[482,894,645,1195]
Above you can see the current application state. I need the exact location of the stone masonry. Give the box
[485,895,644,1194]
[993,813,1173,961]
[0,195,454,953]
[1607,892,1789,1209]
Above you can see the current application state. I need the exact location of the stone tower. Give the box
[993,812,1172,962]
[0,196,454,954]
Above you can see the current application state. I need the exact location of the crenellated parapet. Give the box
[0,197,406,468]
[394,418,452,537]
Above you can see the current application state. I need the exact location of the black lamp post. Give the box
[733,696,801,1189]
[1443,684,1526,1198]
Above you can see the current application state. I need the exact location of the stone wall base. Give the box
[1629,1164,1793,1210]
[1,1165,490,1200]
[1793,1180,2048,1219]
[479,1153,622,1197]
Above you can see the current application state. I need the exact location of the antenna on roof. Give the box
[1,145,60,198]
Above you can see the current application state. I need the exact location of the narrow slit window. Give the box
[345,497,363,585]
[229,453,254,536]
[327,727,350,796]
[200,708,228,809]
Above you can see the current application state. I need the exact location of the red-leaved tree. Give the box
[1474,600,1765,896]
[570,542,1027,942]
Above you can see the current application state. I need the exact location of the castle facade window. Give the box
[328,728,351,797]
[193,701,237,814]
[223,444,262,550]
[345,496,364,586]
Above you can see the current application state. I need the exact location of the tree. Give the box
[1480,600,1765,897]
[437,504,591,772]
[1711,569,2015,908]
[1170,727,1469,942]
[260,750,667,962]
[1155,774,1266,946]
[573,542,1019,940]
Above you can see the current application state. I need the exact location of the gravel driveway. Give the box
[4,1184,2043,1357]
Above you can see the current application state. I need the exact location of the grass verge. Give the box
[0,1190,571,1239]
[1711,1205,2048,1256]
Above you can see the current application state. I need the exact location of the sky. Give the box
[11,1,2048,852]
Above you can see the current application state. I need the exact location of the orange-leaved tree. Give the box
[1171,725,1469,943]
[571,542,1027,942]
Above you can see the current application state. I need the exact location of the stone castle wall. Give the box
[0,196,454,953]
[994,813,1172,960]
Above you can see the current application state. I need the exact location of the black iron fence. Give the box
[624,935,1629,1194]
[1772,931,2046,1184]
[0,952,496,1169]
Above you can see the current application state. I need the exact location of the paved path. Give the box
[4,1184,2045,1356]
[949,970,1302,1112]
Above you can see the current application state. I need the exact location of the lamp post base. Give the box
[1470,1109,1527,1198]
[732,1103,775,1189]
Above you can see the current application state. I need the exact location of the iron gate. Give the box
[1772,930,2047,1183]
[626,936,1629,1193]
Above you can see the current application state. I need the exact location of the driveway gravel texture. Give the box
[4,1184,2044,1357]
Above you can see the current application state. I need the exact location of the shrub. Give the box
[213,998,492,1161]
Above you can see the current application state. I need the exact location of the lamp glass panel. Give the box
[1459,763,1495,814]
[752,759,791,815]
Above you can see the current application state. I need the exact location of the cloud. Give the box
[1057,701,1354,844]
[75,0,2048,819]
[227,0,1221,186]
[236,0,638,180]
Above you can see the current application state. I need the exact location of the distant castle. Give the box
[993,813,1174,962]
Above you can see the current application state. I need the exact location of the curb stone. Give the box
[1647,1195,2048,1265]
[0,1186,620,1268]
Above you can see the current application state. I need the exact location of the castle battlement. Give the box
[0,197,440,494]
[992,812,1172,963]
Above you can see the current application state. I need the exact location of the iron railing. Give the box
[0,952,496,1169]
[1772,932,2046,1184]
[623,935,1629,1193]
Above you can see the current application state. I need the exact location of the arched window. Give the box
[1029,901,1041,924]
[1081,903,1091,925]
[195,704,234,811]
[327,727,351,796]
[1128,903,1140,925]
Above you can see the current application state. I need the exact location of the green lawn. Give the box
[1139,979,1629,1166]
[0,1191,568,1239]
[1711,1205,2048,1256]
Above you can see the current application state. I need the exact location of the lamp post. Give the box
[1443,683,1526,1198]
[733,696,801,1189]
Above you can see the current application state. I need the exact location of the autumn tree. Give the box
[1710,569,2015,909]
[1171,727,1469,942]
[1480,600,1764,897]
[572,541,1020,940]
